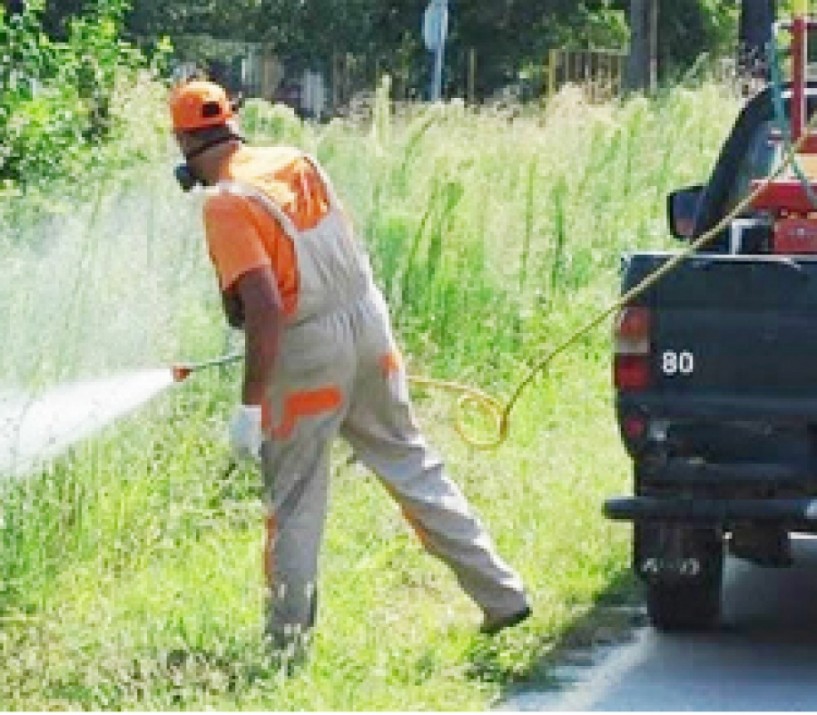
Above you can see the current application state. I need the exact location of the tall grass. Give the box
[0,80,740,709]
[0,77,219,389]
[316,84,737,384]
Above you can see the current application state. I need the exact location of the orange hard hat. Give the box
[169,80,234,131]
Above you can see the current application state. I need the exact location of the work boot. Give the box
[480,605,532,636]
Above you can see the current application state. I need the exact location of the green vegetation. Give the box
[0,0,163,189]
[0,69,203,388]
[0,81,741,708]
[23,0,739,101]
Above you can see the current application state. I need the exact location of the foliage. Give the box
[444,0,627,96]
[123,0,739,99]
[653,0,740,74]
[0,0,153,187]
[126,0,376,61]
[10,1,745,107]
[240,99,307,147]
[0,10,70,183]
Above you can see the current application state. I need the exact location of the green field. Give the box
[0,81,739,709]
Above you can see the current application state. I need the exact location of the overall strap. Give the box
[300,153,344,213]
[214,179,302,243]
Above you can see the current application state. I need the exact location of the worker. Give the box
[168,80,531,658]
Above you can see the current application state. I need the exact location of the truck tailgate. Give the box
[622,253,817,418]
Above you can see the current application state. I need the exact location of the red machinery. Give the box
[751,2,817,252]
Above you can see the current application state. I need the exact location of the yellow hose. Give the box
[410,104,817,450]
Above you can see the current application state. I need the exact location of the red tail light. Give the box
[614,355,651,390]
[622,414,647,440]
[614,307,652,390]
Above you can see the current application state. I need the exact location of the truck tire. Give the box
[645,527,724,632]
[646,574,722,632]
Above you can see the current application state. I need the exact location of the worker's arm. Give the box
[221,287,244,328]
[232,265,283,407]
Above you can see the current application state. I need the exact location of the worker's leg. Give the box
[339,343,529,621]
[261,420,336,653]
[260,321,352,652]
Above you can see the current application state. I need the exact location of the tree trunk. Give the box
[738,0,776,80]
[3,0,25,14]
[627,0,658,93]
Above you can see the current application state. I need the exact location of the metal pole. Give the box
[647,0,658,91]
[431,47,442,100]
[430,0,448,101]
[468,47,476,104]
[547,48,558,100]
[792,0,808,141]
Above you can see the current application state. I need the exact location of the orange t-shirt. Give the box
[203,145,330,316]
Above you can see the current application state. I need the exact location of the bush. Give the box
[0,0,150,187]
[239,98,308,146]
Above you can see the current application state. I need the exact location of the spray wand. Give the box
[171,351,243,383]
[170,352,243,479]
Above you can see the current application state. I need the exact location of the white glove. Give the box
[229,404,264,462]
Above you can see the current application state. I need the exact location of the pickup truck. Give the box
[604,85,817,631]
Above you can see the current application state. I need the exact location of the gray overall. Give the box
[216,158,528,649]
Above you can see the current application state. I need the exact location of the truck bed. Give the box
[621,252,817,422]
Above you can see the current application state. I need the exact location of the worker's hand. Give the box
[229,404,264,462]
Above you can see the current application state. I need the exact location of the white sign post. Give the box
[423,0,449,101]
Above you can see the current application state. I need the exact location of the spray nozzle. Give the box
[171,364,194,382]
[170,352,243,383]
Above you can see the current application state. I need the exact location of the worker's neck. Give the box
[193,139,242,186]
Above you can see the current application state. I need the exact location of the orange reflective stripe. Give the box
[401,506,432,550]
[271,386,343,440]
[287,158,330,228]
[264,512,277,588]
[379,349,403,377]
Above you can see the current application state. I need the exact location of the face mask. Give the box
[175,163,201,192]
[174,133,246,192]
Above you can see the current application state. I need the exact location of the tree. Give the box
[42,0,87,39]
[738,0,775,78]
[627,0,657,91]
[123,0,740,99]
[3,0,26,15]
